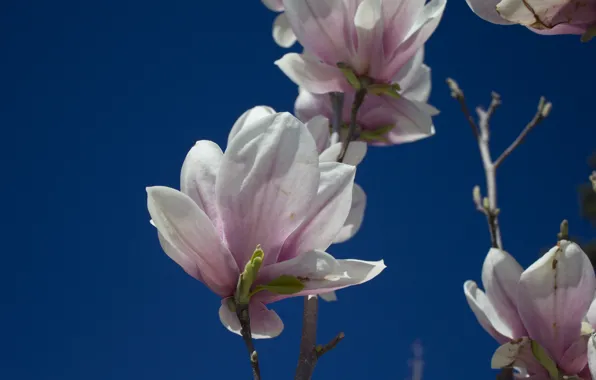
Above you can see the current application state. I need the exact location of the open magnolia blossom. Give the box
[230,106,369,303]
[275,0,446,94]
[147,111,385,339]
[464,241,596,378]
[261,0,297,47]
[295,47,438,146]
[466,0,596,41]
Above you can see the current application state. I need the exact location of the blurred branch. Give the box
[408,340,424,380]
[447,78,551,251]
[236,303,261,380]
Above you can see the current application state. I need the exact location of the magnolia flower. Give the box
[230,106,369,302]
[261,0,297,47]
[466,0,596,41]
[275,0,446,94]
[295,48,438,146]
[147,111,385,339]
[464,241,596,377]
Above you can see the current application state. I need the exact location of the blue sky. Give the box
[2,0,596,379]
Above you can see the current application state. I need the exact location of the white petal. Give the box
[463,280,512,342]
[333,183,366,244]
[258,250,385,303]
[319,141,367,166]
[275,53,347,94]
[320,291,338,302]
[466,0,513,24]
[589,334,596,378]
[305,115,331,154]
[262,0,284,12]
[295,87,333,124]
[481,248,526,338]
[228,106,276,147]
[216,112,320,267]
[180,141,223,224]
[279,162,356,261]
[146,186,238,296]
[218,299,284,339]
[273,13,297,48]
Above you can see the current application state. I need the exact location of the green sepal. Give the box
[235,245,265,305]
[337,62,361,90]
[359,124,394,143]
[250,275,305,297]
[530,340,559,380]
[367,83,401,99]
[581,25,596,43]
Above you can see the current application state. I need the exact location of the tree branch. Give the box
[494,97,551,168]
[236,303,261,380]
[408,340,424,380]
[294,295,319,380]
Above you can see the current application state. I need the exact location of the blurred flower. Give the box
[465,0,596,41]
[147,111,385,338]
[275,0,446,94]
[295,48,438,146]
[261,0,297,47]
[464,241,596,377]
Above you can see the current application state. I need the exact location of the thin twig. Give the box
[315,332,345,359]
[295,296,319,380]
[447,78,551,253]
[337,89,366,162]
[494,97,551,168]
[236,304,261,380]
[329,92,345,146]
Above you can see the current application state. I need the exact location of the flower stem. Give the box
[329,92,345,145]
[236,303,261,380]
[337,89,366,162]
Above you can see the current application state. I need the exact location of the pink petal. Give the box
[381,0,425,56]
[281,0,354,64]
[465,0,513,24]
[381,0,446,82]
[228,106,276,146]
[319,141,367,166]
[463,280,513,343]
[559,335,589,375]
[278,162,356,261]
[333,183,366,244]
[481,248,526,338]
[180,141,223,226]
[146,186,239,297]
[364,96,434,146]
[216,112,320,267]
[305,115,331,154]
[273,13,297,48]
[295,88,333,123]
[218,298,284,339]
[257,250,385,303]
[275,53,349,94]
[353,0,385,75]
[517,241,596,362]
[393,47,432,103]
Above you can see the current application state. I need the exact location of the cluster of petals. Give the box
[147,110,385,339]
[464,241,596,378]
[466,0,596,39]
[275,0,446,93]
[295,48,438,146]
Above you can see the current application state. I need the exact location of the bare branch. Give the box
[315,332,345,359]
[494,97,551,168]
[236,303,261,380]
[446,78,480,139]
